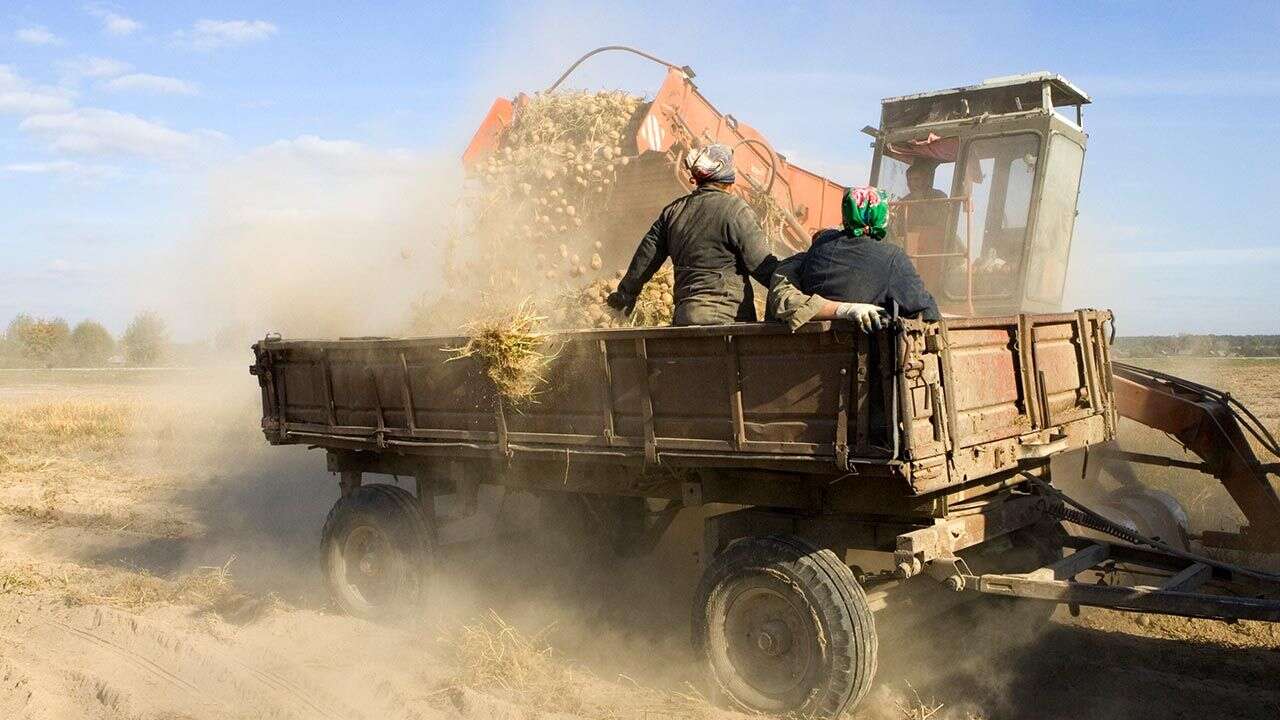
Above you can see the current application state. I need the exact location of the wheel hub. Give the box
[719,580,817,700]
[342,525,397,603]
[358,551,380,576]
[755,619,793,656]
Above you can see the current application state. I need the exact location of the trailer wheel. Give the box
[693,534,877,718]
[320,484,433,619]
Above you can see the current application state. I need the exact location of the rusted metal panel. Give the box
[1030,318,1092,424]
[1113,362,1280,549]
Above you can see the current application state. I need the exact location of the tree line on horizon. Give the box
[0,312,170,368]
[1113,334,1280,358]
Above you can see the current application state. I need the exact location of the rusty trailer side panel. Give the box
[252,311,1116,494]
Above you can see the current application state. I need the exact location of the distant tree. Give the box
[121,312,169,366]
[16,317,70,366]
[69,320,115,366]
[5,314,34,343]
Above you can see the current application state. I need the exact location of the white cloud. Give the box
[3,159,121,180]
[20,108,204,159]
[105,14,141,35]
[57,56,133,80]
[15,26,62,46]
[0,65,76,115]
[177,19,278,49]
[103,73,198,96]
[85,3,142,36]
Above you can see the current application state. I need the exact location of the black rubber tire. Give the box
[692,534,877,718]
[320,483,433,619]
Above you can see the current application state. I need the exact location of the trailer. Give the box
[250,311,1280,718]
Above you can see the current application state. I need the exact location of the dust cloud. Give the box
[177,138,463,344]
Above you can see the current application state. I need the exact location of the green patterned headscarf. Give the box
[841,186,889,239]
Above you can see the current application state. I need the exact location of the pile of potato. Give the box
[424,89,786,336]
[549,266,675,329]
[466,90,645,293]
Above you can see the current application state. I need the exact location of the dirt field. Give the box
[0,360,1277,720]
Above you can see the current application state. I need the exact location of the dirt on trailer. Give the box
[0,363,1277,720]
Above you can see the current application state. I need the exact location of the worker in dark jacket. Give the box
[607,143,778,326]
[766,186,940,330]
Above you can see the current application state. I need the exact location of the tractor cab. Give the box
[869,73,1090,316]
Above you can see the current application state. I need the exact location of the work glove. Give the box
[835,302,887,333]
[606,290,635,315]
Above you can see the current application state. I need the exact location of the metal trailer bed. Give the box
[250,310,1280,718]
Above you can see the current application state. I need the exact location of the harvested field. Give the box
[0,362,1276,720]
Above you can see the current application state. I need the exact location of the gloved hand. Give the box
[606,290,635,315]
[835,302,887,333]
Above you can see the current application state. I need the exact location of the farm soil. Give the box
[0,360,1277,720]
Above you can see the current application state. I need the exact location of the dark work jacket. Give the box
[617,186,778,326]
[799,229,941,321]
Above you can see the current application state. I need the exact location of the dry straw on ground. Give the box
[0,554,281,623]
[433,611,716,720]
[0,400,131,456]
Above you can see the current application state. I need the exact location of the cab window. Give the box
[946,133,1040,299]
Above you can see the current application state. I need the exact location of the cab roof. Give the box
[882,72,1091,108]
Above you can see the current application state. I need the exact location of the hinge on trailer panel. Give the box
[365,367,388,449]
[835,366,850,471]
[494,398,513,461]
[635,338,658,465]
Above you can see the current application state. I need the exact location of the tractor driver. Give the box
[900,159,949,234]
[766,187,940,331]
[903,159,947,203]
[607,143,778,326]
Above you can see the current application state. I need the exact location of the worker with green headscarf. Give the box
[766,186,940,331]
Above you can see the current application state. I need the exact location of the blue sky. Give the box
[2,1,1279,339]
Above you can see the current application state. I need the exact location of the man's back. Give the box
[617,185,776,325]
[659,188,756,268]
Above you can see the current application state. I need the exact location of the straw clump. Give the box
[444,301,554,407]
